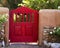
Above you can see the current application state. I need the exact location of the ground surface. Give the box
[0,43,45,48]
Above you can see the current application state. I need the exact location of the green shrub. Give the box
[53,27,60,36]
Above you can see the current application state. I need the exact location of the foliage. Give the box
[0,14,8,30]
[0,0,60,10]
[0,14,7,25]
[53,27,60,36]
[0,0,22,10]
[7,0,22,10]
[19,0,60,10]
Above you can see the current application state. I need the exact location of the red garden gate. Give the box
[9,6,38,42]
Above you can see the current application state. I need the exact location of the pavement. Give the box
[0,43,45,48]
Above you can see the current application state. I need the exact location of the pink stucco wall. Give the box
[0,7,9,44]
[39,9,60,45]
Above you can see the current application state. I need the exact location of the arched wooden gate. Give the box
[9,6,38,42]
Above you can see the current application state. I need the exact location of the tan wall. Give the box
[39,9,60,45]
[0,7,9,44]
[55,11,60,26]
[0,7,9,14]
[5,20,9,44]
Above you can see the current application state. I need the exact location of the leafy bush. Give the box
[0,14,7,26]
[18,0,60,10]
[53,27,60,36]
[0,0,22,10]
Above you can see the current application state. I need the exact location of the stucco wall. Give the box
[39,9,60,45]
[5,19,9,44]
[0,7,9,14]
[0,7,9,44]
[55,11,60,26]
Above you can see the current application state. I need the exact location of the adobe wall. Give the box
[55,11,60,26]
[0,7,9,14]
[0,7,9,44]
[39,9,60,45]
